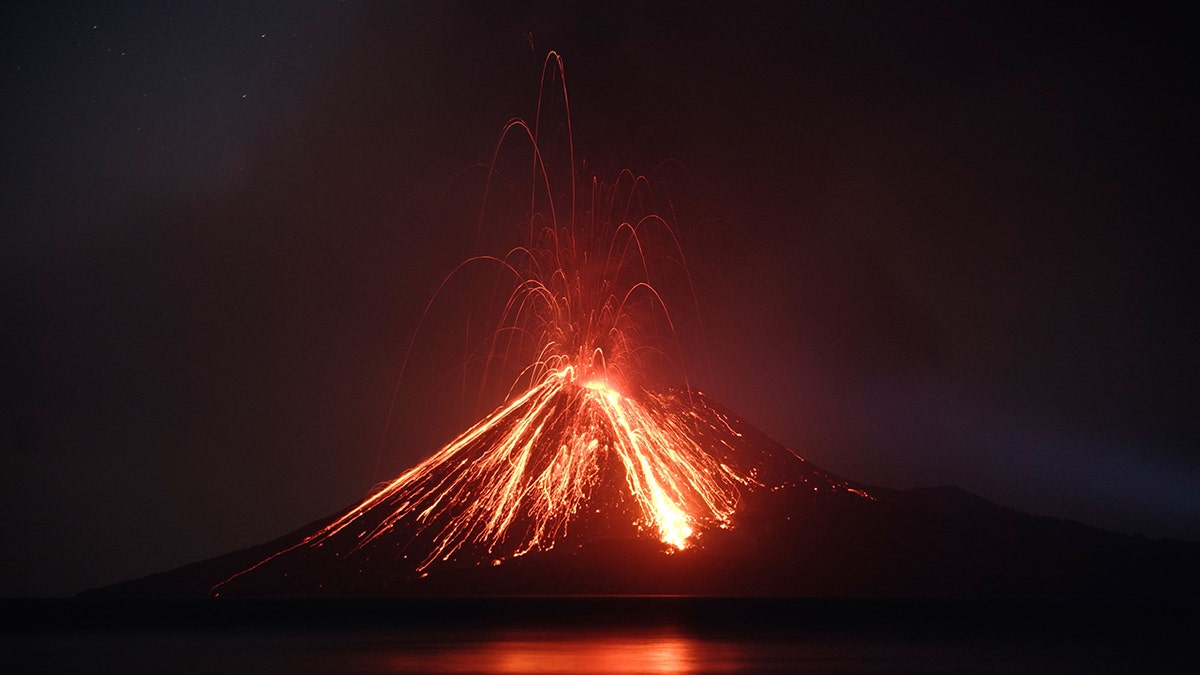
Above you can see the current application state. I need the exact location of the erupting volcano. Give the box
[212,369,872,596]
[91,53,1199,600]
[209,53,874,596]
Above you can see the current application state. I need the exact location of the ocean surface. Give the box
[5,597,1194,673]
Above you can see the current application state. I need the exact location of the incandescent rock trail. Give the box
[212,372,869,596]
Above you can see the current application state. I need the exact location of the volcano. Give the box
[208,369,874,597]
[89,379,1199,598]
[84,53,1200,599]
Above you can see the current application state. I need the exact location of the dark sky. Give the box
[3,1,1197,596]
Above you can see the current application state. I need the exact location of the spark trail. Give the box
[269,366,740,573]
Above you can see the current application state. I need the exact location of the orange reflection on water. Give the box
[386,628,740,674]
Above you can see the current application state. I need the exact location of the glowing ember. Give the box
[312,365,734,565]
[212,53,870,595]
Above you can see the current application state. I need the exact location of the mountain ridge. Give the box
[83,481,1200,598]
[83,397,1200,599]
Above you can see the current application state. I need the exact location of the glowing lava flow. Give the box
[211,366,759,594]
[315,367,735,566]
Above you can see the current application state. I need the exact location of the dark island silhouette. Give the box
[84,387,1199,599]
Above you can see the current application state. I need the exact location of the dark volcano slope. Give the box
[84,481,1200,598]
[85,392,1200,598]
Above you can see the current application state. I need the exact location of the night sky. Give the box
[3,2,1197,597]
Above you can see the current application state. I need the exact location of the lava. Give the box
[308,366,736,567]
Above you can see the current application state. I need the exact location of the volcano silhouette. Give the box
[89,377,1199,598]
[207,371,876,597]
